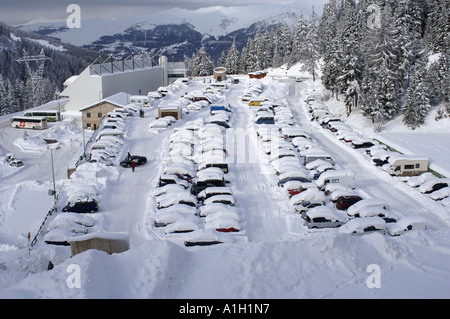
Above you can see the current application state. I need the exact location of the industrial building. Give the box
[61,55,186,112]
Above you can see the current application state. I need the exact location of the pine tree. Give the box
[272,23,291,68]
[217,50,227,67]
[360,3,401,127]
[393,0,425,88]
[337,0,362,114]
[188,46,214,77]
[402,58,430,129]
[225,38,240,74]
[319,0,341,98]
[289,11,308,67]
[302,6,319,81]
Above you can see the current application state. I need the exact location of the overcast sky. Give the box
[0,0,323,27]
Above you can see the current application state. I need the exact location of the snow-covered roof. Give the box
[387,154,429,164]
[80,92,129,111]
[63,75,78,87]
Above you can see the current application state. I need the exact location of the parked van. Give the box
[316,169,355,190]
[384,155,428,176]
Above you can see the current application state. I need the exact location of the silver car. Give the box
[304,206,347,229]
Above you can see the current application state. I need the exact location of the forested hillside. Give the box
[189,0,449,130]
[0,22,99,115]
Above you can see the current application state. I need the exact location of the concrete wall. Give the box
[70,232,129,256]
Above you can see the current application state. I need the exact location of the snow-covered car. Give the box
[430,187,450,200]
[9,159,24,167]
[419,179,449,194]
[406,172,436,188]
[295,200,325,214]
[272,160,303,175]
[386,216,427,236]
[154,209,197,228]
[277,170,311,186]
[346,198,388,218]
[157,192,197,209]
[163,163,195,181]
[285,182,318,197]
[44,229,75,246]
[329,188,358,203]
[47,217,89,235]
[335,195,363,210]
[303,206,347,229]
[184,229,234,247]
[351,137,375,149]
[269,149,298,162]
[153,184,187,197]
[164,215,201,235]
[203,194,235,206]
[205,215,240,233]
[339,217,387,235]
[158,174,190,189]
[197,187,233,201]
[290,188,326,207]
[149,118,170,129]
[62,195,99,214]
[169,143,192,157]
[198,202,239,217]
[155,204,197,216]
[89,153,115,166]
[292,137,314,151]
[52,212,95,228]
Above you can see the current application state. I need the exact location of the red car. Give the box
[335,195,362,210]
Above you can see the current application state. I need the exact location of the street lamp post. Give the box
[49,147,57,211]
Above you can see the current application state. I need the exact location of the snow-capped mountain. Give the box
[19,3,311,61]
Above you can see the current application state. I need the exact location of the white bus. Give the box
[11,116,48,130]
[23,110,61,122]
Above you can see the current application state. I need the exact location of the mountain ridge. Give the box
[18,3,313,62]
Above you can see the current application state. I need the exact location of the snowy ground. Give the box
[0,67,450,299]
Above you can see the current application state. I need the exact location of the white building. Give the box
[61,55,186,112]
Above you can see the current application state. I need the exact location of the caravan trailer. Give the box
[316,169,355,190]
[384,155,428,176]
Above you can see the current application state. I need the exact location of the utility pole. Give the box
[17,49,51,104]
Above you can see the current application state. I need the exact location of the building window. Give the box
[98,112,102,118]
[86,123,91,128]
[86,112,91,118]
